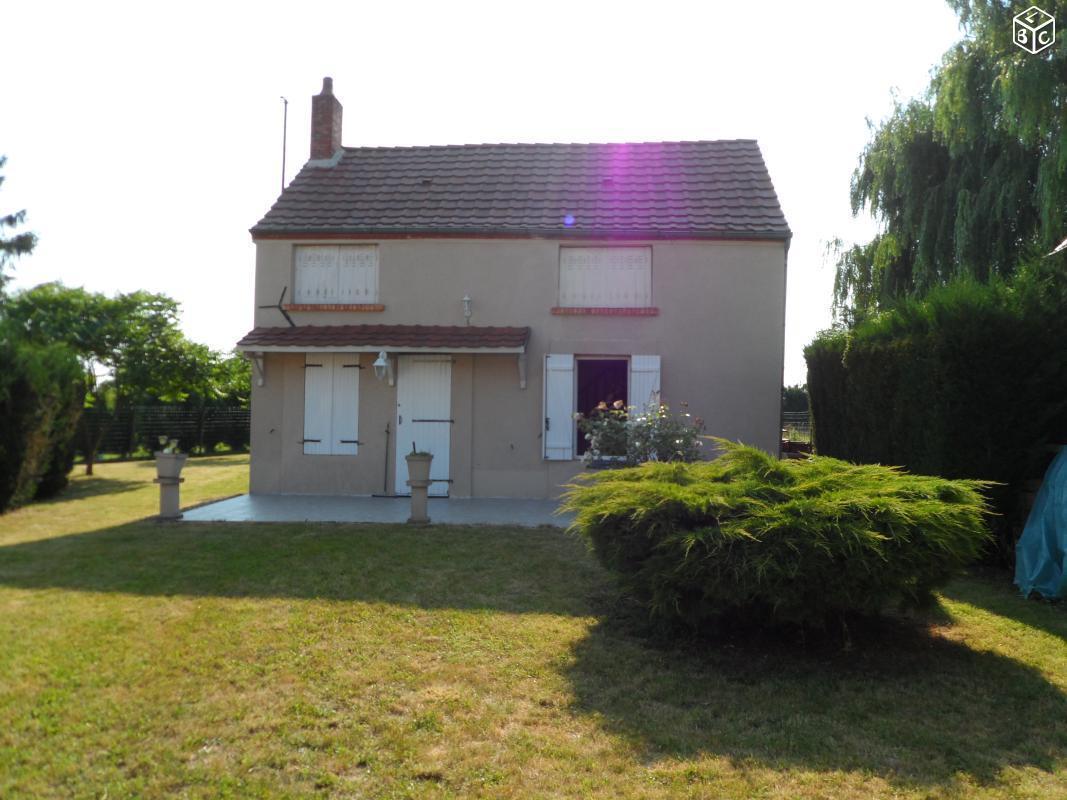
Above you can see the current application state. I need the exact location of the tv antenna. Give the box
[280,96,289,193]
[259,286,296,327]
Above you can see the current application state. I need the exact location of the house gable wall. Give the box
[249,236,786,498]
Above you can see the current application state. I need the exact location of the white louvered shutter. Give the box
[337,246,379,304]
[295,246,340,303]
[331,355,360,455]
[303,354,333,455]
[543,354,575,460]
[629,355,662,412]
[559,247,651,307]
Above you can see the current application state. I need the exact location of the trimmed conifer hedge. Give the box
[0,330,84,511]
[562,440,991,631]
[805,265,1067,564]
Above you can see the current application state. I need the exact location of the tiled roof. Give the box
[236,324,530,351]
[252,140,789,240]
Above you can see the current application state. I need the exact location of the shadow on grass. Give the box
[38,477,144,506]
[943,569,1066,643]
[563,599,1067,787]
[120,455,249,471]
[0,521,603,616]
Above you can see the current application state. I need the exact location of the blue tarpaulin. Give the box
[1015,447,1067,599]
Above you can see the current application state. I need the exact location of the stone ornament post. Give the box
[405,451,433,524]
[154,449,188,519]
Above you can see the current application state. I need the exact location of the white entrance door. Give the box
[395,355,452,497]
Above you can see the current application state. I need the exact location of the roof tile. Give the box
[253,141,789,240]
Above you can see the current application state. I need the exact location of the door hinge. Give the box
[545,416,550,431]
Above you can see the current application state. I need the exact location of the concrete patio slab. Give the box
[182,494,571,528]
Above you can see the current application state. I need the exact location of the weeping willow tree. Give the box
[836,1,1067,321]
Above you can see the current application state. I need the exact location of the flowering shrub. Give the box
[627,402,704,464]
[576,400,628,462]
[577,401,704,466]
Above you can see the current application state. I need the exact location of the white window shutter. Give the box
[337,246,379,304]
[331,355,360,455]
[303,354,333,455]
[543,354,575,460]
[630,355,661,411]
[295,246,339,303]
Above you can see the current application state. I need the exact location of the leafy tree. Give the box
[0,156,36,295]
[165,342,251,453]
[4,284,244,468]
[836,1,1067,319]
[209,352,252,407]
[7,285,188,400]
[3,283,111,380]
[781,384,809,413]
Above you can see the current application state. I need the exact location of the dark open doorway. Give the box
[576,358,628,456]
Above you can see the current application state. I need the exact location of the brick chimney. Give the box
[310,77,343,159]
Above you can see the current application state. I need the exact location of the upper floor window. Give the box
[559,247,652,308]
[294,245,379,305]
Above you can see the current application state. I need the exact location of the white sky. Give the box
[2,0,964,385]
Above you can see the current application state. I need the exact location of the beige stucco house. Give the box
[237,78,790,499]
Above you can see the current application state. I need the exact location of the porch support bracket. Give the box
[517,353,527,390]
[249,352,266,387]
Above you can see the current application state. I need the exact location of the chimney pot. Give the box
[310,77,342,159]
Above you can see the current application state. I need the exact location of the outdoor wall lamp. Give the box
[373,351,394,386]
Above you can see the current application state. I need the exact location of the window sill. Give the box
[283,303,385,312]
[551,306,659,316]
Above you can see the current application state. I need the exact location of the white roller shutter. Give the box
[295,245,379,304]
[331,355,360,455]
[303,354,333,455]
[295,246,339,304]
[559,247,652,307]
[337,246,379,303]
[543,354,575,460]
[629,355,661,412]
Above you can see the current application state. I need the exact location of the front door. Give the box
[395,355,452,497]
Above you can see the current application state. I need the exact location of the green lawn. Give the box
[0,457,1065,799]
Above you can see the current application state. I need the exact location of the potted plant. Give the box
[154,436,188,479]
[405,443,433,484]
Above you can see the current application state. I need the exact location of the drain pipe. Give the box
[382,421,390,493]
[373,421,400,498]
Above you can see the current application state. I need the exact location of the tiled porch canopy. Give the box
[236,324,530,353]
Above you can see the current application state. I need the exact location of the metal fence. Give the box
[781,411,812,442]
[78,405,250,456]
